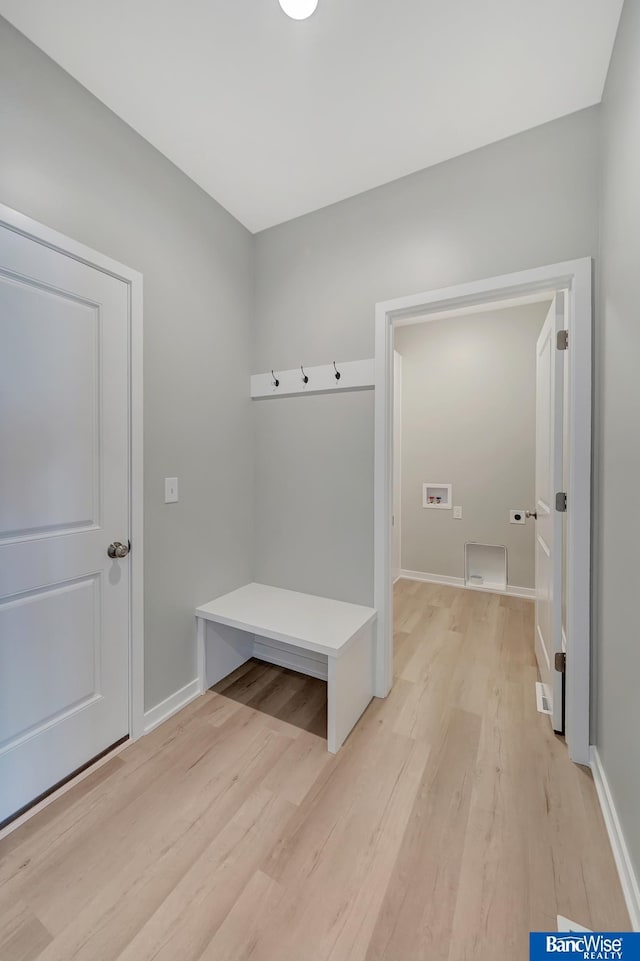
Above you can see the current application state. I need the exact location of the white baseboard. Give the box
[253,638,328,681]
[400,569,462,587]
[143,678,202,735]
[398,569,535,600]
[590,746,640,930]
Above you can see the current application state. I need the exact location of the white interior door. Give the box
[534,293,565,732]
[392,350,402,581]
[0,223,130,825]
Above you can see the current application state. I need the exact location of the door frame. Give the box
[374,258,592,764]
[392,349,402,583]
[0,202,145,741]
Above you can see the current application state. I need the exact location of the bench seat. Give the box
[196,583,377,753]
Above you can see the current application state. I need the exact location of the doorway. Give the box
[0,204,144,827]
[392,293,568,732]
[373,260,592,764]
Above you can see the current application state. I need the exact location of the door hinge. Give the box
[557,329,569,351]
[555,491,567,512]
[554,652,566,674]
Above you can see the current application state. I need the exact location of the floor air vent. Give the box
[536,682,552,715]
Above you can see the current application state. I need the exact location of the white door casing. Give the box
[392,350,402,581]
[374,259,592,764]
[534,293,565,732]
[0,214,140,825]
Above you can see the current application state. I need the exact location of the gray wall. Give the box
[395,303,549,588]
[254,108,600,605]
[0,18,254,712]
[596,0,640,897]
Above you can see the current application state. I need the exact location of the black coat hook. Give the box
[271,369,280,387]
[333,361,341,381]
[301,365,309,384]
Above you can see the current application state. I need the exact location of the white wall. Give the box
[253,108,600,605]
[395,302,549,588]
[595,0,640,899]
[1,13,618,782]
[0,18,255,713]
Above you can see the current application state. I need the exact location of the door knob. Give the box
[525,510,537,520]
[108,541,130,559]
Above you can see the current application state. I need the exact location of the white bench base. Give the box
[196,584,377,754]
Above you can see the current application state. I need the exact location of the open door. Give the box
[533,292,565,733]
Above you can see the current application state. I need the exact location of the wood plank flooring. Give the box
[0,581,630,960]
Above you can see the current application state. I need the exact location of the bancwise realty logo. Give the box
[530,933,640,960]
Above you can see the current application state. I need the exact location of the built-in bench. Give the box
[196,583,377,753]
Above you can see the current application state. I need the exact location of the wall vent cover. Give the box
[535,681,552,715]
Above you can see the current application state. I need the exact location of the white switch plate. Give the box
[510,509,525,524]
[164,477,179,503]
[453,505,463,519]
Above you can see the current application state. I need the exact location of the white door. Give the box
[0,223,130,825]
[392,350,402,581]
[534,293,565,732]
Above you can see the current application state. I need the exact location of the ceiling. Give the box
[0,0,623,233]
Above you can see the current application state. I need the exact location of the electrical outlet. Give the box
[164,477,179,503]
[510,509,525,524]
[453,505,463,519]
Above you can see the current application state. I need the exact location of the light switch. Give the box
[453,505,463,519]
[164,477,179,503]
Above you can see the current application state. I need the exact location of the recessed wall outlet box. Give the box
[510,509,525,524]
[453,506,463,519]
[164,477,179,503]
[422,483,452,509]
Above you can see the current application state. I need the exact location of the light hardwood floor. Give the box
[0,581,629,960]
